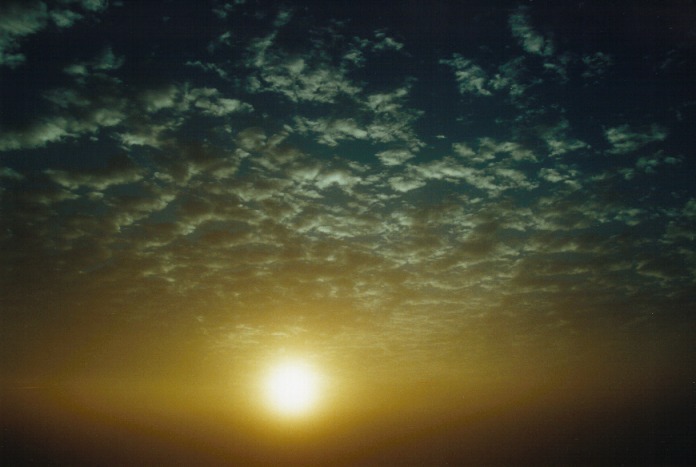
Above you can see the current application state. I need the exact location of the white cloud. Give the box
[509,7,554,57]
[0,1,48,68]
[294,117,368,147]
[605,124,668,154]
[376,149,415,166]
[388,175,427,193]
[236,127,267,152]
[0,0,107,68]
[50,9,83,28]
[373,30,404,52]
[452,142,476,158]
[477,138,537,162]
[186,60,229,79]
[79,0,108,12]
[185,87,253,116]
[245,32,361,104]
[212,1,246,19]
[440,55,491,96]
[137,85,180,113]
[366,86,411,114]
[582,52,613,79]
[0,166,24,180]
[118,124,171,148]
[539,120,588,156]
[63,47,124,80]
[0,117,72,151]
[45,156,143,191]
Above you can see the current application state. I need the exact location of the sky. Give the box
[1,0,695,464]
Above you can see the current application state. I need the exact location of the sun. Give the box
[263,359,321,416]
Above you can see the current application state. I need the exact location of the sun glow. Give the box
[263,359,321,416]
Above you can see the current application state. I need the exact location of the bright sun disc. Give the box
[264,360,320,416]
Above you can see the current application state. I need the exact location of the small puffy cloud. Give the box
[373,30,404,52]
[315,168,361,191]
[45,155,144,191]
[539,166,582,191]
[366,86,411,114]
[478,138,537,162]
[254,59,361,104]
[582,52,613,79]
[93,47,124,71]
[0,1,49,68]
[605,124,668,154]
[236,127,267,152]
[185,87,253,116]
[245,31,361,104]
[137,85,180,113]
[440,55,534,100]
[509,7,554,56]
[212,1,246,20]
[621,151,682,179]
[79,0,108,12]
[376,148,415,166]
[539,120,588,156]
[64,47,124,77]
[0,87,126,150]
[440,54,491,96]
[185,60,229,79]
[0,0,106,68]
[50,9,83,28]
[0,166,24,180]
[273,7,293,27]
[118,124,171,148]
[452,142,476,158]
[0,117,72,151]
[295,117,368,147]
[388,175,427,193]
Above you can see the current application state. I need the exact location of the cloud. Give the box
[0,0,107,68]
[45,155,144,191]
[376,149,415,166]
[635,152,681,173]
[0,118,72,151]
[64,47,124,78]
[50,8,83,28]
[0,85,126,151]
[439,55,491,96]
[373,30,404,52]
[509,7,554,57]
[0,166,24,180]
[582,52,613,79]
[185,87,253,116]
[212,0,246,20]
[185,60,229,79]
[79,0,108,12]
[0,1,49,68]
[479,138,537,162]
[605,124,668,154]
[294,117,368,146]
[245,31,361,104]
[0,79,253,152]
[539,166,583,191]
[539,120,588,156]
[388,175,427,192]
[440,55,537,101]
